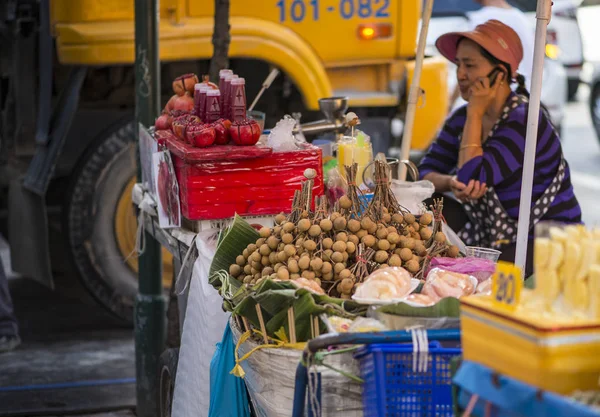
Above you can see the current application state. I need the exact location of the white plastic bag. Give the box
[390,179,435,214]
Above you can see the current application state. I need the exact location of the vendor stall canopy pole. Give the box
[398,0,435,181]
[514,0,552,274]
[133,0,167,416]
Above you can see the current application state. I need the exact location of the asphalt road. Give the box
[561,85,600,226]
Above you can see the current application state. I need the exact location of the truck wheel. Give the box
[64,120,173,323]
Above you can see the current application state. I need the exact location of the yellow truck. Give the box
[0,0,447,322]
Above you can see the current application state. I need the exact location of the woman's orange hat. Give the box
[435,19,524,79]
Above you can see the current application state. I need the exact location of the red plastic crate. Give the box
[157,130,324,220]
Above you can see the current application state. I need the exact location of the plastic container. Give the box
[204,89,221,123]
[221,73,238,119]
[355,342,461,417]
[465,246,502,262]
[156,129,324,220]
[247,110,265,133]
[229,77,247,122]
[218,69,233,108]
[460,295,600,394]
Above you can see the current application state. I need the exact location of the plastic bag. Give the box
[266,115,301,152]
[390,179,435,214]
[208,324,251,417]
[428,257,496,283]
[325,166,347,207]
[422,268,477,302]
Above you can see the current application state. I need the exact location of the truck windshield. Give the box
[430,0,537,14]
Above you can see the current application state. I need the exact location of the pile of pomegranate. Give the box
[154,73,261,148]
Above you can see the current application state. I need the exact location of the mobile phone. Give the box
[487,67,504,87]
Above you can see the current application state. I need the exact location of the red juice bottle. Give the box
[194,83,210,120]
[229,77,247,122]
[218,69,233,109]
[205,89,221,123]
[222,74,238,120]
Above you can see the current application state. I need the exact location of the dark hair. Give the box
[457,37,530,97]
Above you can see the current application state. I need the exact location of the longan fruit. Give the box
[356,229,368,239]
[275,213,286,225]
[342,252,349,262]
[375,250,389,263]
[282,233,294,244]
[334,263,346,274]
[304,240,317,251]
[348,234,359,245]
[298,218,311,232]
[242,249,250,259]
[310,257,323,271]
[247,243,257,253]
[331,212,341,221]
[277,267,290,280]
[400,248,413,262]
[236,255,246,266]
[229,264,242,277]
[243,275,253,284]
[323,249,333,261]
[340,278,354,294]
[261,256,270,267]
[404,213,416,224]
[420,227,433,241]
[361,217,374,230]
[435,232,447,243]
[302,271,316,280]
[412,223,421,232]
[298,257,310,270]
[447,245,460,258]
[382,213,392,224]
[392,213,404,224]
[320,218,333,232]
[406,259,420,274]
[274,226,282,235]
[262,267,274,277]
[322,262,333,274]
[336,232,348,242]
[387,232,401,245]
[277,251,288,263]
[291,273,301,280]
[283,222,295,233]
[339,269,352,280]
[401,238,416,250]
[308,225,322,237]
[322,272,334,281]
[259,244,271,256]
[420,213,433,226]
[288,259,300,273]
[376,226,388,240]
[274,263,283,272]
[346,241,356,254]
[259,227,271,238]
[244,264,252,275]
[348,219,361,233]
[389,254,402,267]
[339,195,352,209]
[378,239,391,251]
[284,244,297,257]
[415,244,427,257]
[361,234,377,248]
[332,240,347,253]
[333,217,347,231]
[331,251,344,263]
[256,238,266,247]
[269,252,279,264]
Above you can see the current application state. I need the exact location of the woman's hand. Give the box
[450,176,488,202]
[467,72,504,117]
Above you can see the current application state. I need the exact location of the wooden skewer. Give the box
[310,315,315,340]
[314,316,320,337]
[242,316,250,333]
[255,304,269,345]
[288,307,297,344]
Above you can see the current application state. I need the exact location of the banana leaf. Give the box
[209,214,259,290]
[376,297,461,318]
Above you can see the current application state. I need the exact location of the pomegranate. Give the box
[229,118,261,146]
[186,121,217,148]
[155,112,171,130]
[172,114,200,141]
[172,73,199,96]
[166,92,194,112]
[211,118,231,145]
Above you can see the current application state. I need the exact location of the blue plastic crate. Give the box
[355,343,462,417]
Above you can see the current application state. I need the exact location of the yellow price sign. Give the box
[492,261,523,312]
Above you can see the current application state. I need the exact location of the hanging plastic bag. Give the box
[208,323,251,417]
[390,180,435,214]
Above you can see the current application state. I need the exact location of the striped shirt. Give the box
[419,95,582,224]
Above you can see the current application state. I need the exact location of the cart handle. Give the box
[305,329,460,354]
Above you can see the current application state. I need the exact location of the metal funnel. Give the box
[318,97,348,122]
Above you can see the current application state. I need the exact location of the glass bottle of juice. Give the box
[194,84,210,120]
[218,69,233,109]
[205,90,221,123]
[229,77,247,122]
[222,74,238,119]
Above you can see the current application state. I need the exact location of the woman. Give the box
[419,19,581,276]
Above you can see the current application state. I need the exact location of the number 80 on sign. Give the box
[491,261,522,312]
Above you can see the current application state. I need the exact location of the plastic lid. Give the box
[206,89,221,97]
[225,73,239,81]
[219,69,233,78]
[231,77,246,85]
[194,83,212,91]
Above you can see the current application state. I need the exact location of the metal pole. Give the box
[134,0,166,416]
[398,0,435,181]
[514,0,552,272]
